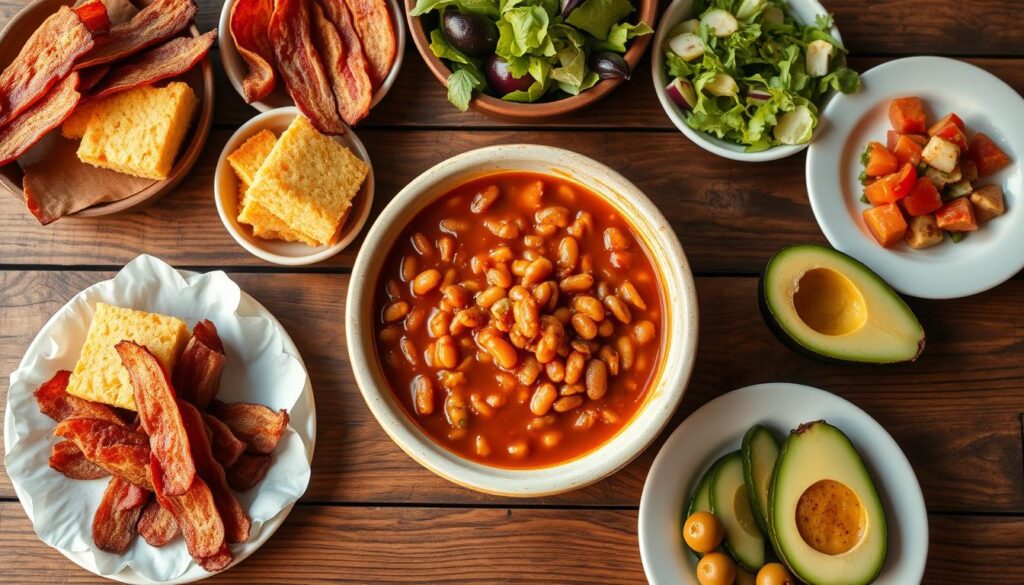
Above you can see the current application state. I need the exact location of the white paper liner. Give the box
[4,255,313,583]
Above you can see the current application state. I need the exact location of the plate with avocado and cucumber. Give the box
[637,383,927,585]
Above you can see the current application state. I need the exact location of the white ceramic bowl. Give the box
[346,144,700,496]
[639,383,928,585]
[807,57,1024,299]
[218,0,405,112]
[214,107,374,266]
[651,0,843,162]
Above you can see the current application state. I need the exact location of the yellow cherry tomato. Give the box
[696,552,736,585]
[756,562,795,585]
[683,511,725,553]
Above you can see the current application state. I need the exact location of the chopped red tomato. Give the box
[968,133,1011,177]
[901,177,943,216]
[887,130,927,151]
[864,203,908,247]
[864,141,898,177]
[889,97,927,134]
[928,113,965,134]
[864,163,917,205]
[892,134,924,166]
[935,197,978,231]
[930,119,969,151]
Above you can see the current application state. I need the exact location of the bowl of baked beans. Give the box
[346,144,698,496]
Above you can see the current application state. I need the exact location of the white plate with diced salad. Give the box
[806,56,1024,299]
[651,0,860,162]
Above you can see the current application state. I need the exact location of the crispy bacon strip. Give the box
[230,0,277,102]
[116,340,196,496]
[0,8,92,126]
[180,400,250,543]
[226,452,271,491]
[76,0,198,69]
[74,0,111,34]
[78,65,111,93]
[138,499,179,546]
[199,543,234,572]
[270,0,346,134]
[204,413,246,467]
[90,30,215,100]
[150,454,226,561]
[172,320,226,410]
[0,72,81,167]
[208,400,289,454]
[54,417,153,490]
[33,369,125,425]
[313,0,371,126]
[93,477,147,553]
[50,440,109,480]
[340,0,395,89]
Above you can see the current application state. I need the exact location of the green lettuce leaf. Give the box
[592,21,653,52]
[429,29,474,65]
[496,6,551,57]
[411,0,499,17]
[447,67,483,111]
[502,78,549,102]
[565,0,633,40]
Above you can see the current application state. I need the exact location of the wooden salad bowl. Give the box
[404,0,657,120]
[0,0,214,218]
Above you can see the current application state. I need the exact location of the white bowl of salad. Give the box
[652,0,860,162]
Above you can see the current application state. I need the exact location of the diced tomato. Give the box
[968,133,1011,177]
[930,119,969,151]
[863,163,917,205]
[864,203,908,247]
[864,141,898,177]
[892,134,924,166]
[928,113,965,134]
[886,131,927,151]
[935,197,978,231]
[901,177,943,216]
[889,97,927,134]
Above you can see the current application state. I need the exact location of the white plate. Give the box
[651,0,842,162]
[4,255,316,584]
[806,57,1024,299]
[217,0,405,113]
[214,106,375,266]
[638,383,927,585]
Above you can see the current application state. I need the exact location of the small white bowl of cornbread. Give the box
[214,107,374,265]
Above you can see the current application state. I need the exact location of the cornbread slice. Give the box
[61,99,106,139]
[227,130,276,184]
[66,303,189,410]
[243,115,368,245]
[77,82,198,180]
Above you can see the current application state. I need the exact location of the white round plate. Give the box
[807,57,1024,299]
[651,0,842,162]
[218,0,405,113]
[214,106,375,266]
[3,256,316,584]
[638,383,927,585]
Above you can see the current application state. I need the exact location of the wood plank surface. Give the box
[3,271,1022,513]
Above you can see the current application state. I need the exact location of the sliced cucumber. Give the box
[685,454,731,556]
[710,452,766,572]
[742,425,781,535]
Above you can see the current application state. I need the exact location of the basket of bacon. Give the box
[0,0,216,224]
[4,255,313,583]
[219,0,404,132]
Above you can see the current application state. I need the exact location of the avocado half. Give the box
[768,421,887,585]
[759,244,925,364]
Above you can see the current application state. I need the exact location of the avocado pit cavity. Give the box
[792,267,867,336]
[796,479,866,555]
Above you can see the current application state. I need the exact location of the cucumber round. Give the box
[684,454,731,557]
[710,452,766,572]
[742,424,781,535]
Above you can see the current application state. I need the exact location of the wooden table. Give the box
[1,0,1022,582]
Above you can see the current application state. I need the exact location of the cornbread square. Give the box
[227,130,276,184]
[66,303,189,410]
[77,82,198,180]
[61,99,106,139]
[244,115,368,246]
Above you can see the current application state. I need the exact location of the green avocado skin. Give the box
[741,425,779,537]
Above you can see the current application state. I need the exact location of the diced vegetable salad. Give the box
[411,0,652,111]
[859,97,1011,249]
[662,0,859,151]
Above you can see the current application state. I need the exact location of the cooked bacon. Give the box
[230,0,277,102]
[204,413,246,467]
[50,440,109,480]
[0,72,81,167]
[33,369,125,425]
[340,0,395,89]
[312,0,371,126]
[138,499,179,547]
[93,477,147,553]
[226,452,271,491]
[172,319,226,410]
[150,454,226,561]
[77,65,111,93]
[208,400,289,454]
[90,30,215,100]
[76,0,198,69]
[53,417,153,490]
[270,0,346,134]
[198,543,234,572]
[0,8,92,127]
[74,0,111,34]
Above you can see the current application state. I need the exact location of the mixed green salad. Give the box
[411,0,652,110]
[662,0,860,151]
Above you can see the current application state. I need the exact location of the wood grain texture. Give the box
[2,271,1021,513]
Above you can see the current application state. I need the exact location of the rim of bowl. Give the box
[346,144,699,496]
[404,0,657,119]
[218,0,406,111]
[213,106,375,266]
[650,0,843,162]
